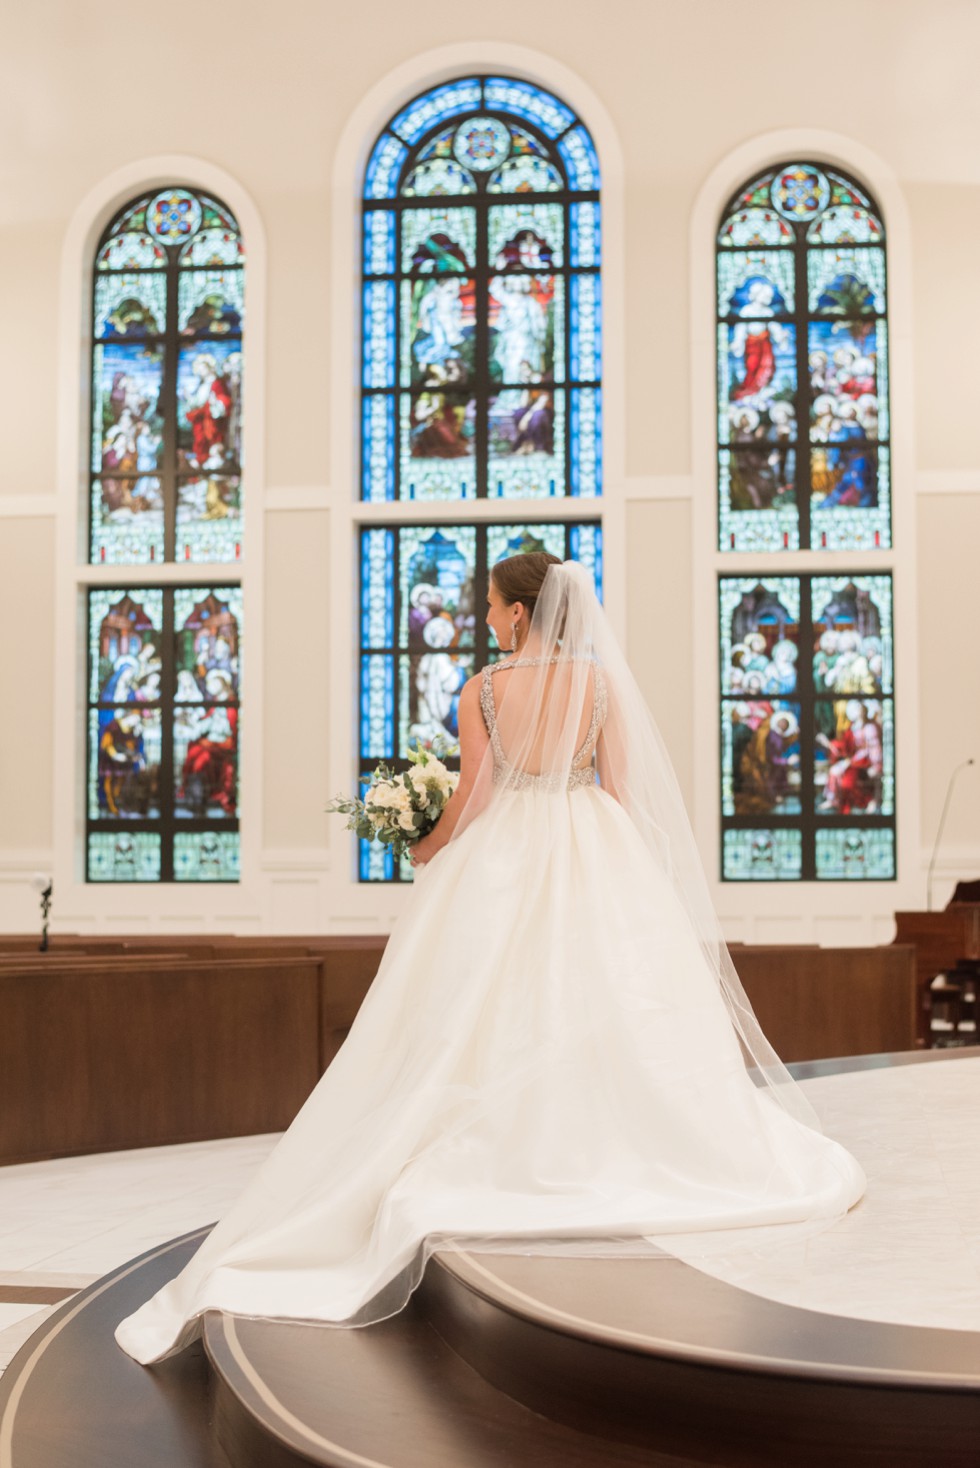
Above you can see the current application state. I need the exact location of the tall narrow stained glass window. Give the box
[86,189,244,882]
[716,164,889,554]
[358,78,602,883]
[716,163,896,883]
[361,76,601,502]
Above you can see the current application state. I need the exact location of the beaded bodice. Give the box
[480,657,607,792]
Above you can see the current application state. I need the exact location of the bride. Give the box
[116,552,864,1365]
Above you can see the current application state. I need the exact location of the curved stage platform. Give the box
[3,1050,980,1467]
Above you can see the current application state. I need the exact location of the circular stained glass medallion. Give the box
[452,117,511,172]
[770,165,831,222]
[146,189,203,245]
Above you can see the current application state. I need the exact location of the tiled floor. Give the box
[1,1057,979,1379]
[0,1132,279,1375]
[684,1057,980,1331]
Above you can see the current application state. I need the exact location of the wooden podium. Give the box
[894,905,980,1045]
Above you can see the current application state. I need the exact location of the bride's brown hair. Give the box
[490,552,562,621]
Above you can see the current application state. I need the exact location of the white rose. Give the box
[398,809,416,831]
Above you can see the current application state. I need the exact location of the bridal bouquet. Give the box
[327,744,458,859]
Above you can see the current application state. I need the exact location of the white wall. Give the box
[1,0,978,936]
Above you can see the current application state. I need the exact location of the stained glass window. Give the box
[719,573,895,881]
[86,187,244,885]
[91,188,245,566]
[86,585,241,882]
[717,164,889,553]
[361,77,601,502]
[358,521,603,881]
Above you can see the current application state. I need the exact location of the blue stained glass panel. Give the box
[361,528,396,646]
[174,586,242,697]
[722,700,802,816]
[92,343,164,476]
[400,392,476,500]
[808,247,885,315]
[487,522,568,566]
[401,207,476,272]
[723,829,802,881]
[718,209,794,249]
[570,275,600,380]
[717,251,795,318]
[363,281,397,388]
[488,154,565,194]
[97,232,167,271]
[570,388,601,497]
[483,78,575,139]
[568,523,603,592]
[570,202,600,268]
[815,828,894,880]
[173,702,238,819]
[811,574,893,695]
[488,203,564,269]
[557,126,600,190]
[489,273,563,385]
[719,576,800,697]
[175,477,243,562]
[95,273,167,339]
[402,158,476,197]
[808,207,883,246]
[364,210,396,276]
[89,706,162,821]
[398,526,477,647]
[89,589,164,703]
[390,78,482,146]
[719,322,797,445]
[489,388,564,498]
[88,831,161,882]
[362,395,395,501]
[177,270,244,336]
[176,341,242,472]
[812,446,891,551]
[365,133,409,200]
[360,837,394,882]
[174,831,240,881]
[815,697,894,816]
[361,654,395,758]
[398,651,472,756]
[718,448,799,553]
[179,228,244,268]
[402,275,477,389]
[90,477,164,565]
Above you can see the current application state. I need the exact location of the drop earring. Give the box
[510,623,519,652]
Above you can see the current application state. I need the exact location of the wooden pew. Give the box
[731,944,918,1061]
[0,954,322,1164]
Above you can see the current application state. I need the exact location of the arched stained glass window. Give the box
[716,163,889,553]
[361,76,601,502]
[357,78,602,883]
[85,188,244,883]
[715,162,896,884]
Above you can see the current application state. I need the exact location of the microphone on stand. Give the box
[927,758,975,911]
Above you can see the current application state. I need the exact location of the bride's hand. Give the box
[409,835,435,868]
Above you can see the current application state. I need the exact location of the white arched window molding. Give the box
[326,44,626,930]
[52,156,267,930]
[690,130,921,946]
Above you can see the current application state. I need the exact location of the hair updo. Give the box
[490,552,562,621]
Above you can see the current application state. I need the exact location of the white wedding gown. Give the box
[116,655,865,1365]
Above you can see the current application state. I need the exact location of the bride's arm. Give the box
[410,675,489,865]
[596,729,623,805]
